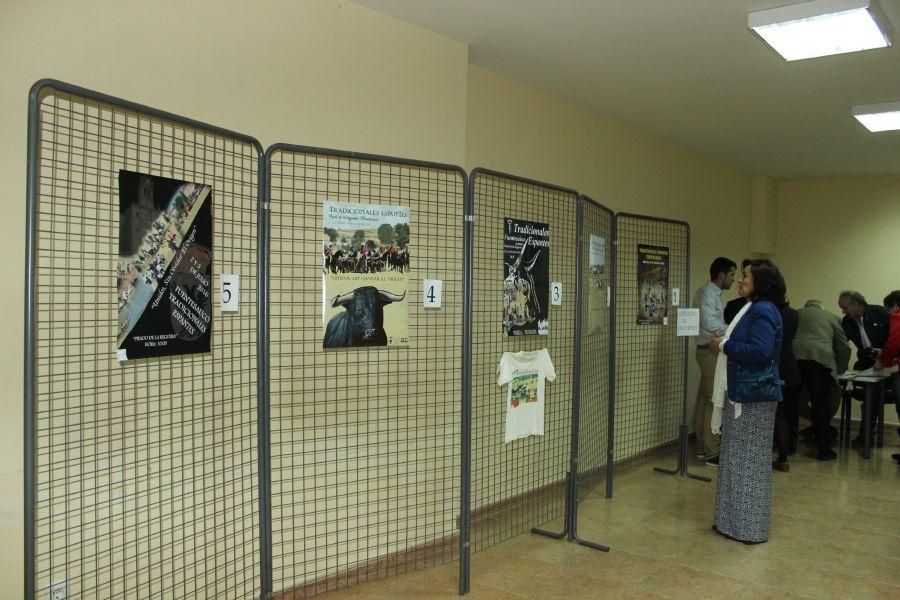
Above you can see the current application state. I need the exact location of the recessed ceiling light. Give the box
[748,0,893,61]
[852,101,900,132]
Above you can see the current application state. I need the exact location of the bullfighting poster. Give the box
[117,171,212,360]
[636,244,669,325]
[503,218,550,336]
[587,235,606,332]
[322,201,410,348]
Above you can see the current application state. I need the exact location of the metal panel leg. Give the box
[863,383,874,459]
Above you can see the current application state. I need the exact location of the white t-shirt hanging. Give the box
[497,348,557,443]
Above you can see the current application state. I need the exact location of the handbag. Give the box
[733,361,783,403]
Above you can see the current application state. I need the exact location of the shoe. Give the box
[705,455,720,467]
[772,460,790,472]
[696,452,707,461]
[817,449,838,461]
[892,453,900,464]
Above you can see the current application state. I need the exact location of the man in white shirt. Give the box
[693,257,736,464]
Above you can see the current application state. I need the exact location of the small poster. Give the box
[322,201,410,348]
[636,244,669,325]
[587,235,606,332]
[117,171,212,360]
[503,218,550,336]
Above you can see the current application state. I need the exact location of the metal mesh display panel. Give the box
[613,214,689,468]
[25,81,262,600]
[265,146,465,598]
[576,197,614,501]
[467,170,577,554]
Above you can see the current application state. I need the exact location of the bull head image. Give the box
[323,285,406,348]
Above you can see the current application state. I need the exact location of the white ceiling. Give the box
[353,0,900,179]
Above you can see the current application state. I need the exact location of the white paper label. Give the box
[117,349,128,362]
[677,308,700,337]
[423,279,443,308]
[221,274,240,312]
[671,287,680,306]
[551,282,563,306]
[663,317,669,326]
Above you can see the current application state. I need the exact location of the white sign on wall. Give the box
[221,274,240,312]
[551,282,563,306]
[677,308,700,337]
[423,279,443,308]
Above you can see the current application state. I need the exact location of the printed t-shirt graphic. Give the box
[497,349,557,443]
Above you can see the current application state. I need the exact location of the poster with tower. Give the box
[117,171,213,360]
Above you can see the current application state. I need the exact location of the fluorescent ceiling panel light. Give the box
[852,101,900,132]
[748,0,893,61]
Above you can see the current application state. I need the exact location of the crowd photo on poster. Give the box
[116,171,213,360]
[322,201,410,348]
[636,244,670,325]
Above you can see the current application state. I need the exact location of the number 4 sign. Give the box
[221,274,240,312]
[423,279,443,308]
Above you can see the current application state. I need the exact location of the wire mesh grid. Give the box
[576,199,613,500]
[613,215,688,468]
[28,84,260,599]
[468,171,577,553]
[266,147,465,598]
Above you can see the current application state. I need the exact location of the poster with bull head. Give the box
[117,171,212,360]
[322,201,410,348]
[503,218,550,336]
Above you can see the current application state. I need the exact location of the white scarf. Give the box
[711,300,753,434]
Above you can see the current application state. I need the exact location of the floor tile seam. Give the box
[770,505,900,530]
[783,533,900,568]
[772,518,900,538]
[597,541,850,597]
[770,513,900,540]
[458,579,534,599]
[466,575,536,599]
[771,533,900,584]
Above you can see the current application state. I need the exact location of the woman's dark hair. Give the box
[884,290,900,310]
[747,259,786,305]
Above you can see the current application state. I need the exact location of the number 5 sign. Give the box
[221,274,240,312]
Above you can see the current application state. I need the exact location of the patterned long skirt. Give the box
[714,399,778,543]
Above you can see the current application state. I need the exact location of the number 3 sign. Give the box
[551,282,562,306]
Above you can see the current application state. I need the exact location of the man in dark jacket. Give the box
[838,291,889,369]
[774,301,801,470]
[838,290,890,446]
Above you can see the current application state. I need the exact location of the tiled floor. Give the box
[310,436,899,599]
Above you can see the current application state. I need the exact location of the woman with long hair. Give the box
[710,259,786,543]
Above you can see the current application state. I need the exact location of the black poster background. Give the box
[636,244,669,325]
[503,217,550,336]
[117,171,213,360]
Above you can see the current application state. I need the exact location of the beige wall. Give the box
[466,65,753,451]
[775,176,900,312]
[2,1,761,595]
[775,176,900,425]
[0,0,468,594]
